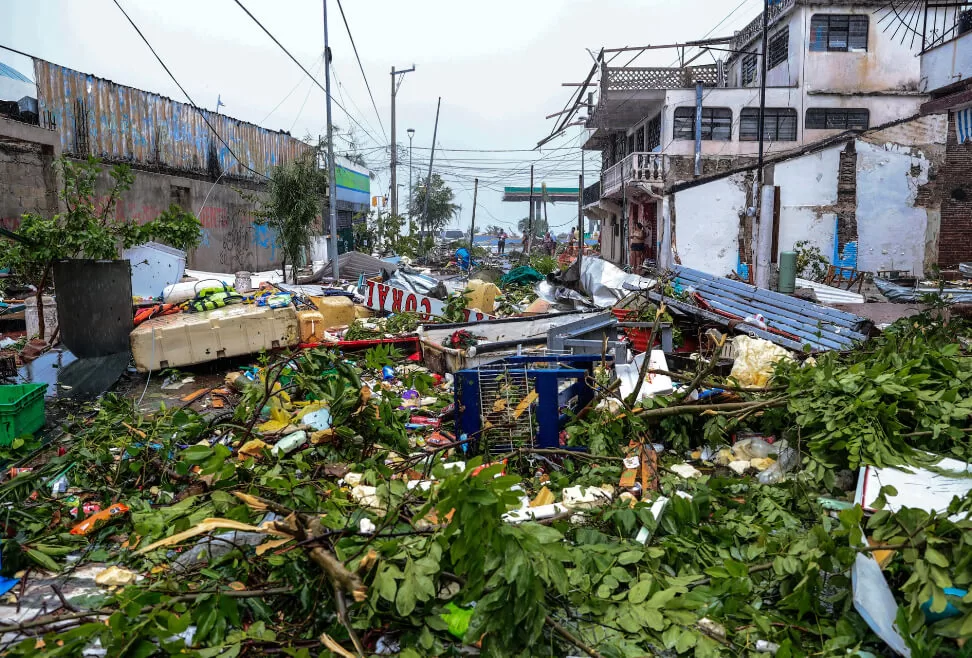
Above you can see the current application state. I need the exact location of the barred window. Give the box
[646,114,661,151]
[768,27,789,69]
[674,107,732,141]
[805,108,869,130]
[741,54,758,86]
[740,108,798,141]
[810,15,868,52]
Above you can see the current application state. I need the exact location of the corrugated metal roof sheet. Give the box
[33,59,309,182]
[672,267,871,352]
[0,62,32,84]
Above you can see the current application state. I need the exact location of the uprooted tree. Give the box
[0,156,202,339]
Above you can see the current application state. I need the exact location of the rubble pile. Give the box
[0,300,966,656]
[0,256,970,657]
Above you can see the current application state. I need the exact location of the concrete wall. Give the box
[801,4,922,94]
[98,169,279,273]
[854,140,932,273]
[0,114,283,273]
[0,117,60,229]
[656,88,923,163]
[671,173,748,276]
[775,144,841,263]
[661,114,947,278]
[921,31,972,93]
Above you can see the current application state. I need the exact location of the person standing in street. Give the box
[497,230,507,255]
[630,221,646,272]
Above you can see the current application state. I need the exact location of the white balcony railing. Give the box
[602,152,666,197]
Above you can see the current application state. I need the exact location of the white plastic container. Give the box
[122,242,187,300]
[130,304,299,372]
[24,295,57,339]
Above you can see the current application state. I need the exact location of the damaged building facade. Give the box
[581,0,958,279]
[0,57,368,272]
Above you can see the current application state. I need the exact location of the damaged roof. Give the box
[668,267,871,352]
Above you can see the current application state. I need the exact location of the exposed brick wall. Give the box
[836,141,858,253]
[937,111,972,268]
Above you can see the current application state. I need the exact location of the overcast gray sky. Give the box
[0,0,765,233]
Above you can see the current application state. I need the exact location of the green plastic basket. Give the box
[0,384,46,446]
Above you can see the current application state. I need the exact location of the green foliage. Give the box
[362,344,404,370]
[529,253,558,275]
[120,204,202,252]
[793,239,829,281]
[441,292,468,323]
[775,324,972,479]
[0,156,201,338]
[257,147,328,283]
[518,215,550,240]
[409,174,459,235]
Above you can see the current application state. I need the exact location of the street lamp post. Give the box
[407,128,415,232]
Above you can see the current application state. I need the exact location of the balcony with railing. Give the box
[919,2,972,93]
[602,152,666,198]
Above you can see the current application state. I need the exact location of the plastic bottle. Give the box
[757,442,798,484]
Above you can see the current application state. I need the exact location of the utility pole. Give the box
[390,65,415,218]
[525,165,535,257]
[421,96,442,255]
[322,0,339,279]
[577,173,584,271]
[469,178,478,258]
[755,0,771,288]
[756,0,769,182]
[407,128,415,231]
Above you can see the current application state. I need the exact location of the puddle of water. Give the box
[19,349,129,400]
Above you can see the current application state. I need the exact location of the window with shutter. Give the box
[740,108,798,141]
[741,54,758,86]
[767,27,789,69]
[674,107,733,141]
[809,14,868,52]
[805,108,869,130]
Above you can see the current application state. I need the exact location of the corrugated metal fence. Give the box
[33,59,309,181]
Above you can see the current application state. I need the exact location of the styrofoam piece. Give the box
[617,350,673,401]
[122,242,186,299]
[853,549,911,656]
[855,457,972,521]
[130,304,299,372]
[502,503,569,524]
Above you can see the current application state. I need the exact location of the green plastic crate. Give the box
[0,384,46,446]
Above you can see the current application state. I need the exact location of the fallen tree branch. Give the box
[545,615,606,658]
[236,493,368,604]
[0,587,295,635]
[630,398,787,420]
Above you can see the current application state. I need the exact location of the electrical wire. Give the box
[334,0,387,142]
[112,0,270,180]
[231,0,383,148]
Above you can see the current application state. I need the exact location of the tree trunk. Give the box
[35,264,52,340]
[36,287,45,341]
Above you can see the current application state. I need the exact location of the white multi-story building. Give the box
[583,0,930,272]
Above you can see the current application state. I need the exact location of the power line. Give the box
[231,0,382,147]
[334,0,387,143]
[112,0,269,180]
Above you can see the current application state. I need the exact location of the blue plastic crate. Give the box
[455,354,611,453]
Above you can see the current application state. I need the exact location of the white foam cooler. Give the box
[131,304,300,372]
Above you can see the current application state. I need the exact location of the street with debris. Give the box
[1,0,972,656]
